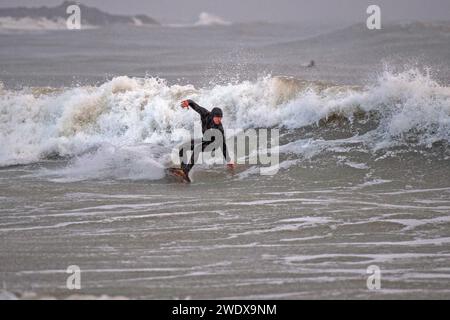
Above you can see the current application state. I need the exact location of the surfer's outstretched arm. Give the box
[181,100,209,117]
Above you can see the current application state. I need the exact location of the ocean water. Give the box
[1,21,450,299]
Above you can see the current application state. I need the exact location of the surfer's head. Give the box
[211,107,223,125]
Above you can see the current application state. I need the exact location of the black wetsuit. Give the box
[179,100,231,174]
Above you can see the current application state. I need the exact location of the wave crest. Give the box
[0,69,449,167]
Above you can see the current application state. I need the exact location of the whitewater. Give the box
[1,70,449,169]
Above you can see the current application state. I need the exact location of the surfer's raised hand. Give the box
[181,100,190,109]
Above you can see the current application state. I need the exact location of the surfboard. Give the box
[166,168,191,183]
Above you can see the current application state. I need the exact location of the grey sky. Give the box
[0,0,449,24]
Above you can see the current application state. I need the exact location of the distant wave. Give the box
[269,20,450,51]
[0,16,97,31]
[0,1,159,32]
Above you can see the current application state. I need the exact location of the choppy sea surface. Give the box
[1,21,450,299]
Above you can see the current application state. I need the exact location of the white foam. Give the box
[343,161,369,170]
[0,17,96,31]
[354,179,392,189]
[1,70,449,180]
[194,12,231,27]
[0,291,18,300]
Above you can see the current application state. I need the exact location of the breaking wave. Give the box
[0,17,97,32]
[0,69,449,176]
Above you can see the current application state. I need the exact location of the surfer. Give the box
[178,99,235,178]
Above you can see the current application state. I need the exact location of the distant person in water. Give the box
[179,100,235,177]
[307,60,315,68]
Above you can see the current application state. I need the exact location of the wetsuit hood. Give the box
[211,107,223,118]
